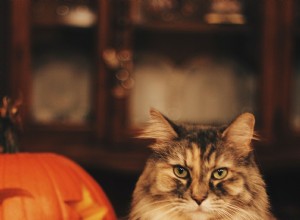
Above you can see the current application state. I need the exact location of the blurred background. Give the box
[0,0,300,219]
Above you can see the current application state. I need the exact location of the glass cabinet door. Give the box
[129,52,257,127]
[127,0,260,129]
[30,0,98,125]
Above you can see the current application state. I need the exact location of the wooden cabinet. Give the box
[2,2,300,218]
[279,0,300,142]
[2,0,300,172]
[112,0,278,145]
[112,1,256,135]
[0,1,9,98]
[7,0,111,143]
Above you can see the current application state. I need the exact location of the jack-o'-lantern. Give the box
[0,98,117,220]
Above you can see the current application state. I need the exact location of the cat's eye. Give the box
[173,165,189,179]
[212,168,228,180]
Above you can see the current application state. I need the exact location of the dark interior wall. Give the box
[265,169,300,220]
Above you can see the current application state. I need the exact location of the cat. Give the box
[130,109,275,220]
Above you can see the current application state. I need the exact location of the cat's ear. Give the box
[138,108,178,142]
[222,113,256,153]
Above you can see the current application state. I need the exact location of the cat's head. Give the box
[131,109,270,220]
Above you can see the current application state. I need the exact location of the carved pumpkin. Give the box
[0,98,116,219]
[0,153,117,220]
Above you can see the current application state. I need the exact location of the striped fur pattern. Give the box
[130,109,275,220]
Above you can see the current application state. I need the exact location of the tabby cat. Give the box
[130,109,275,220]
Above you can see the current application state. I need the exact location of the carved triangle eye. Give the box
[0,188,33,204]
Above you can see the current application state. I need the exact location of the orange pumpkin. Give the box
[0,153,117,220]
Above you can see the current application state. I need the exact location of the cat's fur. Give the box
[130,109,275,220]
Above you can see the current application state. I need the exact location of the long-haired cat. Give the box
[130,109,275,220]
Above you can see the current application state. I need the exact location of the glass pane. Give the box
[30,0,97,124]
[129,53,257,126]
[31,45,93,124]
[291,66,300,131]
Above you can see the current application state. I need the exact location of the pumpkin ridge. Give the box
[45,154,82,202]
[56,154,117,220]
[22,153,58,219]
[1,153,27,219]
[17,154,30,220]
[35,154,69,219]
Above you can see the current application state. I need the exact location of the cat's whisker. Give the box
[212,199,257,220]
[136,198,173,208]
[130,198,176,217]
[222,209,241,220]
[209,201,247,220]
[225,204,257,220]
[211,203,235,219]
[201,203,233,220]
[134,200,180,220]
[217,209,234,220]
[153,205,181,220]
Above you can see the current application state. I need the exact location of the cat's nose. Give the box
[192,194,208,206]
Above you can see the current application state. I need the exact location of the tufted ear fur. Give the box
[222,113,256,154]
[138,108,178,142]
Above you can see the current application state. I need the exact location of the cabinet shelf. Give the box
[133,22,251,34]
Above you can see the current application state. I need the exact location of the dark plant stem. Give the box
[0,97,21,153]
